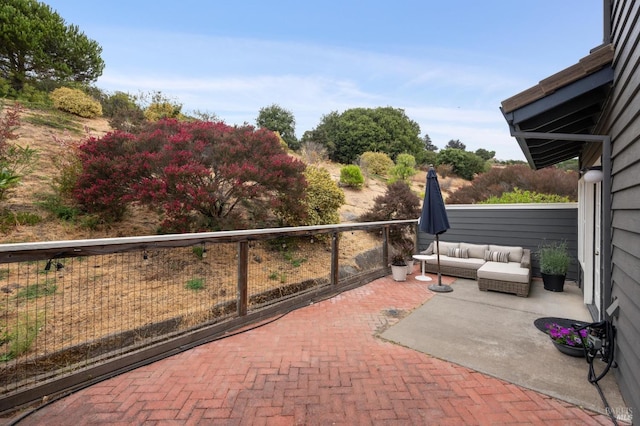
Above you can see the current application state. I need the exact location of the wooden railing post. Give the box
[330,232,339,286]
[237,241,248,316]
[383,226,390,266]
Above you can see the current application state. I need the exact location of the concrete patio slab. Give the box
[380,278,629,417]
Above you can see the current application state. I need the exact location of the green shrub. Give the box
[0,77,10,98]
[102,91,146,132]
[38,194,79,221]
[389,153,417,183]
[185,278,205,290]
[139,91,183,122]
[0,169,20,200]
[50,132,85,199]
[339,164,364,189]
[0,209,42,232]
[422,151,437,168]
[50,87,102,118]
[537,241,570,275]
[481,188,571,204]
[16,83,52,107]
[192,245,206,259]
[436,148,487,180]
[359,151,394,177]
[79,214,101,230]
[14,212,42,225]
[302,166,345,226]
[144,102,182,122]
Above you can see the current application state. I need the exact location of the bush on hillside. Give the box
[339,165,364,189]
[144,102,182,122]
[422,150,437,169]
[50,87,102,118]
[359,180,421,222]
[50,132,87,199]
[447,165,578,204]
[480,188,571,204]
[302,166,345,226]
[359,180,420,245]
[73,131,143,221]
[141,91,183,122]
[102,91,146,132]
[74,119,308,232]
[389,153,417,183]
[359,151,394,177]
[436,148,487,180]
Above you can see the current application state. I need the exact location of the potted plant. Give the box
[399,238,415,274]
[546,323,588,357]
[537,241,571,292]
[390,252,408,281]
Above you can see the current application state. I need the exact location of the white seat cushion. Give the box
[477,261,529,283]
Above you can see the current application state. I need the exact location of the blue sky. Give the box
[45,1,604,161]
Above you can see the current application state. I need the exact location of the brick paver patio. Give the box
[9,274,614,425]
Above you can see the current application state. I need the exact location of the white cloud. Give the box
[95,32,529,159]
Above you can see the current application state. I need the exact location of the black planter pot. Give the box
[552,340,586,357]
[542,273,566,292]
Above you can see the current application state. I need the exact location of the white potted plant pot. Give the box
[391,264,408,281]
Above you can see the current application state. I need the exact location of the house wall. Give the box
[601,0,640,414]
[416,204,579,280]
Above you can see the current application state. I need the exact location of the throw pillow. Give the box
[447,247,469,258]
[484,250,509,263]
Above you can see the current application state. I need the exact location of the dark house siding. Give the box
[417,204,579,280]
[603,0,640,414]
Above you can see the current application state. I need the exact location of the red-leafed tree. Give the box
[73,129,159,221]
[74,119,308,232]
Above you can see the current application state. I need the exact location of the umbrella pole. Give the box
[428,234,453,293]
[436,235,442,285]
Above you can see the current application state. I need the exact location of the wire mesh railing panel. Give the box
[337,229,385,282]
[0,243,239,394]
[246,236,331,310]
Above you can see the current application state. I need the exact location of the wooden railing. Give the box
[0,220,416,414]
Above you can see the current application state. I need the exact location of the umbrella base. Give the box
[428,284,453,293]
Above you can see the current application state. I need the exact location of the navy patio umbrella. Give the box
[419,167,452,292]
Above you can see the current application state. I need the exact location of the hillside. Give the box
[1,106,466,244]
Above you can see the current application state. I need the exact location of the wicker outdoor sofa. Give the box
[420,241,532,297]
